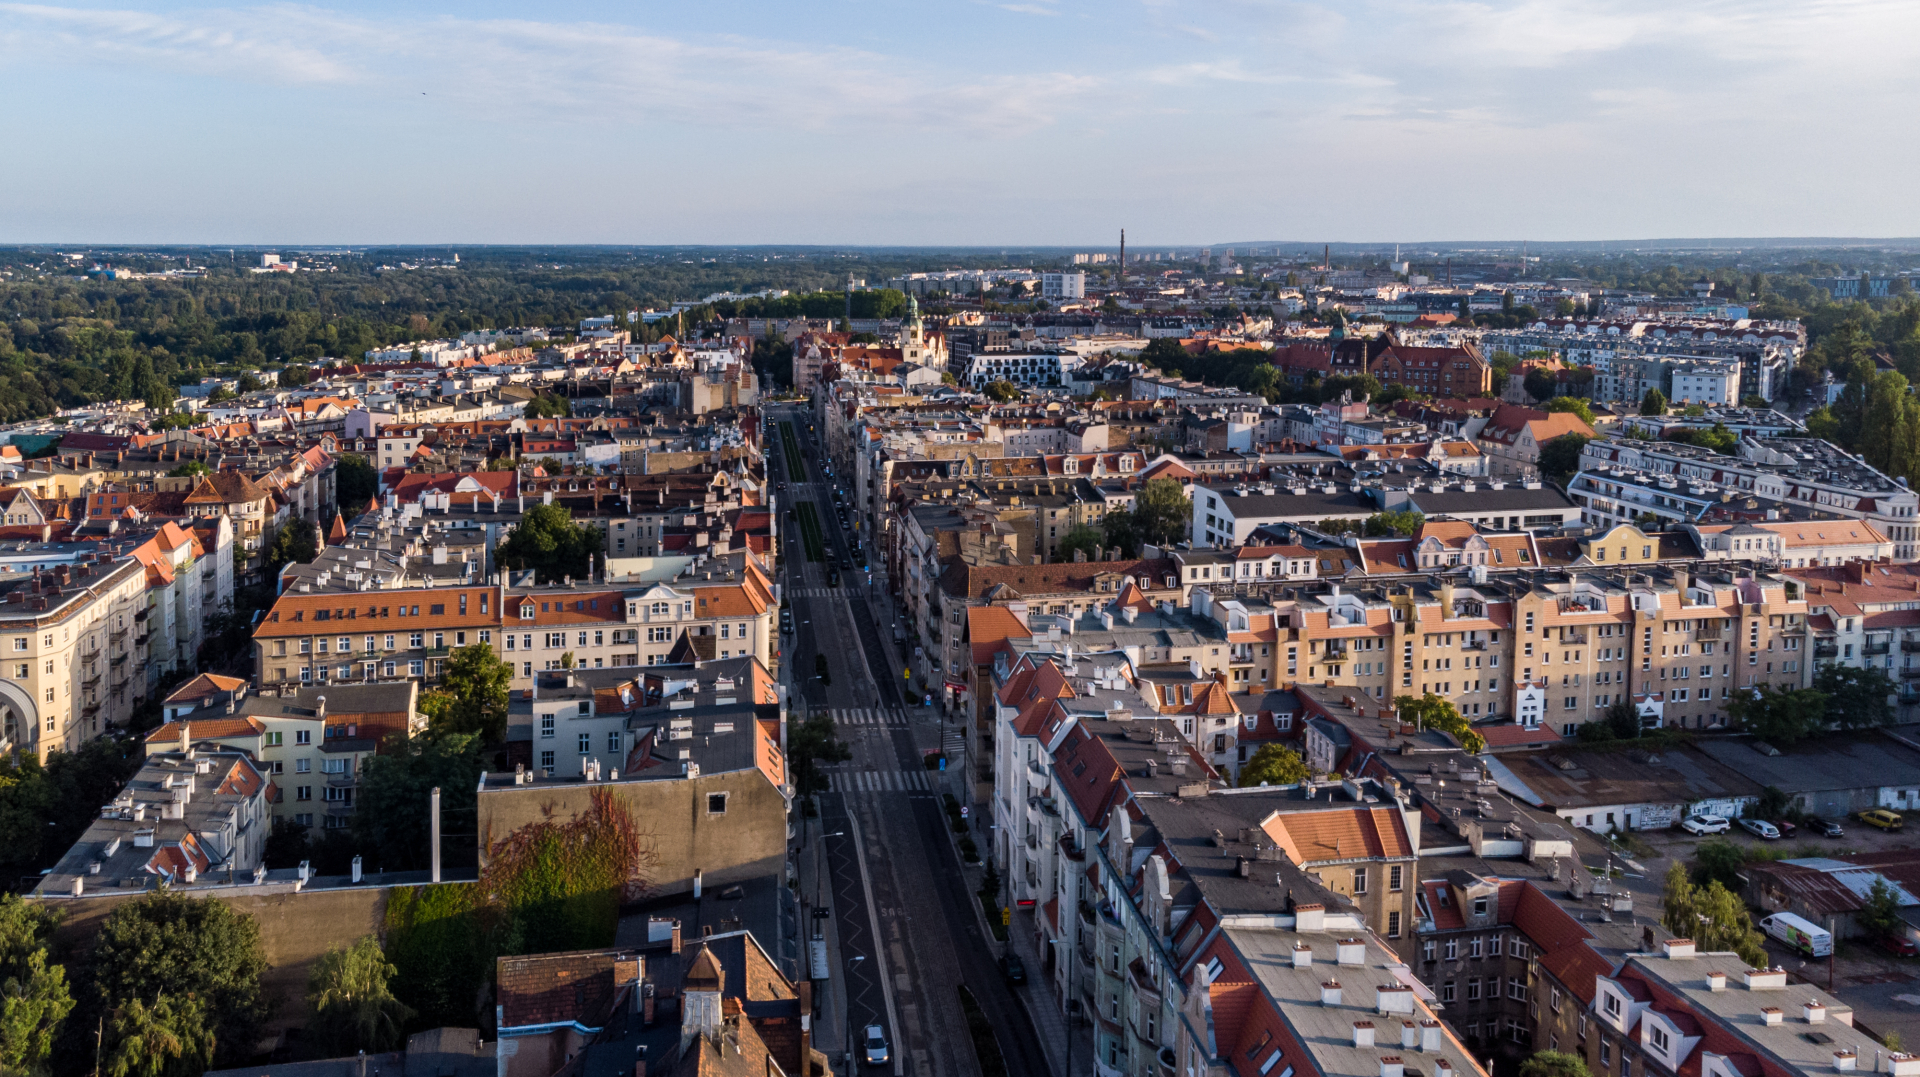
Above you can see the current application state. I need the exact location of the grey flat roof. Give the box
[1690,732,1920,795]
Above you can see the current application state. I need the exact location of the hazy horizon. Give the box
[5,0,1916,246]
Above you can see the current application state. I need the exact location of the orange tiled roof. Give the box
[1259,805,1412,863]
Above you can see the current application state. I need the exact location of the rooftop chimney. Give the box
[1707,970,1726,992]
[1352,1021,1374,1048]
[1834,1053,1856,1073]
[1321,981,1342,1007]
[1419,1020,1442,1053]
[1291,943,1312,969]
[1662,938,1695,960]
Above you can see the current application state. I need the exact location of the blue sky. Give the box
[2,0,1916,245]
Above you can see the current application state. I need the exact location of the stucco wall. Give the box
[478,770,787,897]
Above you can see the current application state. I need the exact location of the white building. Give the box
[1670,360,1741,406]
[965,352,1081,388]
[1041,272,1086,302]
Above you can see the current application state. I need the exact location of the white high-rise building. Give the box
[1041,271,1085,301]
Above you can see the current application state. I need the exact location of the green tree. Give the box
[1520,1051,1593,1077]
[983,380,1021,403]
[354,731,485,873]
[306,936,414,1056]
[265,517,319,576]
[495,503,603,584]
[1054,524,1105,563]
[0,757,52,872]
[1537,433,1591,482]
[335,453,378,511]
[1859,877,1903,940]
[1725,684,1827,745]
[165,460,210,479]
[1100,509,1140,559]
[1363,510,1425,538]
[1640,388,1667,416]
[104,995,213,1077]
[89,892,268,1070]
[236,373,263,393]
[1543,396,1595,424]
[1523,367,1559,403]
[1805,406,1842,443]
[0,895,72,1073]
[788,712,852,797]
[1238,745,1308,787]
[1692,839,1746,889]
[1814,664,1895,730]
[432,645,515,742]
[522,394,572,420]
[1661,863,1764,966]
[1392,693,1486,754]
[1862,371,1912,474]
[1131,477,1191,547]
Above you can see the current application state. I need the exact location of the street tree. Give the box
[983,381,1020,403]
[335,454,378,510]
[1543,396,1595,424]
[1859,878,1903,940]
[1391,693,1486,753]
[1640,388,1667,415]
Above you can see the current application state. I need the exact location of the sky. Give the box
[2,0,1918,245]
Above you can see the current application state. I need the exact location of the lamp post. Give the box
[845,955,866,1077]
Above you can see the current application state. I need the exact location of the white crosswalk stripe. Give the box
[817,708,908,728]
[822,765,933,795]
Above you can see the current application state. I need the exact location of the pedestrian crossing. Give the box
[824,767,938,794]
[817,708,908,729]
[787,587,866,599]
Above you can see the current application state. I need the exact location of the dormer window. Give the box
[519,604,535,620]
[1472,897,1488,916]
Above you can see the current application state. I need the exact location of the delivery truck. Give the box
[1760,912,1833,958]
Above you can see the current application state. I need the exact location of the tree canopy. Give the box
[1131,477,1191,548]
[0,895,72,1073]
[1725,683,1828,745]
[306,936,414,1056]
[1053,524,1105,563]
[1662,862,1766,967]
[1520,1052,1593,1077]
[1363,510,1424,538]
[424,644,515,743]
[1814,664,1896,731]
[1543,396,1595,424]
[88,891,269,1071]
[1538,432,1591,482]
[335,453,378,511]
[1392,693,1486,754]
[1239,745,1308,787]
[354,731,486,873]
[1640,388,1668,415]
[495,503,602,584]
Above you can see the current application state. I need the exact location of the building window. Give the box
[540,750,554,770]
[540,715,555,739]
[1352,867,1367,894]
[708,793,728,815]
[1388,911,1401,938]
[296,730,312,745]
[1389,864,1403,892]
[578,733,591,754]
[1440,981,1455,1003]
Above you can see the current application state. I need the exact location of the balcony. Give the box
[325,774,357,788]
[1559,631,1590,645]
[1463,639,1489,651]
[1866,642,1893,657]
[110,625,128,641]
[1814,643,1839,660]
[424,647,451,658]
[1695,625,1724,642]
[1901,666,1920,681]
[1077,900,1097,927]
[1059,833,1086,862]
[1903,640,1920,654]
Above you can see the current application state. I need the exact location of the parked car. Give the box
[827,567,841,587]
[1739,818,1782,840]
[863,1026,889,1067]
[1859,809,1906,831]
[1877,935,1920,958]
[1681,814,1731,835]
[1819,818,1846,838]
[999,953,1027,984]
[1774,819,1797,837]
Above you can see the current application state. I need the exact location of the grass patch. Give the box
[778,421,807,478]
[795,501,827,562]
[957,986,1009,1077]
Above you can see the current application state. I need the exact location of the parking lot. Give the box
[1631,816,1920,1047]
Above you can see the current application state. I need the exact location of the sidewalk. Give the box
[794,810,851,1060]
[1006,908,1092,1077]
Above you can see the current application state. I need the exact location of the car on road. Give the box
[780,610,793,634]
[1818,818,1845,838]
[999,953,1027,984]
[863,1026,889,1067]
[827,567,841,587]
[1859,809,1906,831]
[1739,818,1781,840]
[1681,814,1731,835]
[1878,935,1920,958]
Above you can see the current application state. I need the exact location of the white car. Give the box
[1681,814,1731,835]
[1739,818,1782,840]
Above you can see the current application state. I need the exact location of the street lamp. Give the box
[845,955,866,1077]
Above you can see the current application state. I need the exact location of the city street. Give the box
[771,405,1051,1077]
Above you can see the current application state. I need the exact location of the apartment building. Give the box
[1574,436,1920,559]
[144,680,420,831]
[1472,404,1596,479]
[251,584,504,688]
[35,744,270,897]
[0,556,147,760]
[500,565,775,686]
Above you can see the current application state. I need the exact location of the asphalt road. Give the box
[771,406,1051,1077]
